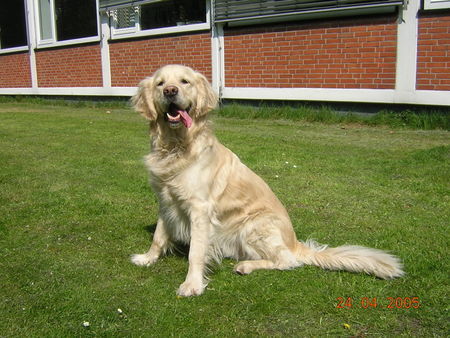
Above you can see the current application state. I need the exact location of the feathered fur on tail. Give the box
[296,240,404,279]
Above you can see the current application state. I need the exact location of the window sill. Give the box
[423,0,450,10]
[36,36,100,50]
[0,46,29,55]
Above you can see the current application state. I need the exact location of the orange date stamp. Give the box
[336,297,420,309]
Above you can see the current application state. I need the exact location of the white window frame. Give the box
[423,0,450,9]
[34,0,101,49]
[109,0,210,40]
[0,45,29,55]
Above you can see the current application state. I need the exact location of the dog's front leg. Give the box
[131,217,169,267]
[177,203,210,297]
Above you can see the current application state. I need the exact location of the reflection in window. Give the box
[141,0,206,30]
[114,6,138,29]
[110,0,207,33]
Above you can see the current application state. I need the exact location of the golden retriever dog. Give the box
[131,65,404,297]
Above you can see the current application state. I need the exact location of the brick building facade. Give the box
[35,44,103,87]
[0,0,449,106]
[224,16,398,89]
[417,13,450,91]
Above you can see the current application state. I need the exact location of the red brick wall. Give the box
[0,52,32,88]
[109,32,212,86]
[35,44,102,87]
[417,14,450,91]
[224,16,397,89]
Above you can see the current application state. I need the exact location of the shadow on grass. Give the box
[143,223,157,234]
[143,223,190,258]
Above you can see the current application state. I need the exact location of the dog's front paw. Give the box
[130,253,157,267]
[176,279,206,297]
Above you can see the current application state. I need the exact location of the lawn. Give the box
[0,100,448,336]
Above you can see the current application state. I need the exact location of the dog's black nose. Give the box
[163,85,178,97]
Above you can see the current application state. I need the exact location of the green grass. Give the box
[0,100,449,336]
[218,103,450,130]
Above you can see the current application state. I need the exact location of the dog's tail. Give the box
[295,240,404,279]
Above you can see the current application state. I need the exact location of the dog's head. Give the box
[132,65,218,129]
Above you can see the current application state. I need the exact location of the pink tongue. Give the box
[177,109,192,128]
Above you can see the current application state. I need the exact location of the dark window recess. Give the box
[141,0,206,30]
[55,0,98,41]
[0,0,28,49]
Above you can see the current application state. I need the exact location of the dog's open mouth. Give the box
[166,103,192,129]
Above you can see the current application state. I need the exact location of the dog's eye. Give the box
[157,81,164,87]
[181,79,190,85]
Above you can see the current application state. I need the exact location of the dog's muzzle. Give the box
[162,85,192,129]
[165,103,192,129]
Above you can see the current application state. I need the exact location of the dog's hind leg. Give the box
[234,249,300,275]
[233,223,301,275]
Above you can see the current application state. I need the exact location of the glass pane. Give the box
[114,6,137,29]
[54,0,98,41]
[0,0,28,48]
[38,0,53,40]
[141,0,206,30]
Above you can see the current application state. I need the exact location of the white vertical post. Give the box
[100,12,112,89]
[395,0,420,102]
[25,0,38,88]
[211,20,225,98]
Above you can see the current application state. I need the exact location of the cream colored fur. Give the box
[130,65,404,297]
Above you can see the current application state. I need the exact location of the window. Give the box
[36,0,99,46]
[103,0,209,39]
[0,0,28,51]
[214,0,405,24]
[423,0,450,10]
[140,0,206,30]
[55,0,98,40]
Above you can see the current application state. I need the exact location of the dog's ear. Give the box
[131,77,157,121]
[194,72,218,117]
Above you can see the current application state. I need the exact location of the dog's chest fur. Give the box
[145,139,216,245]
